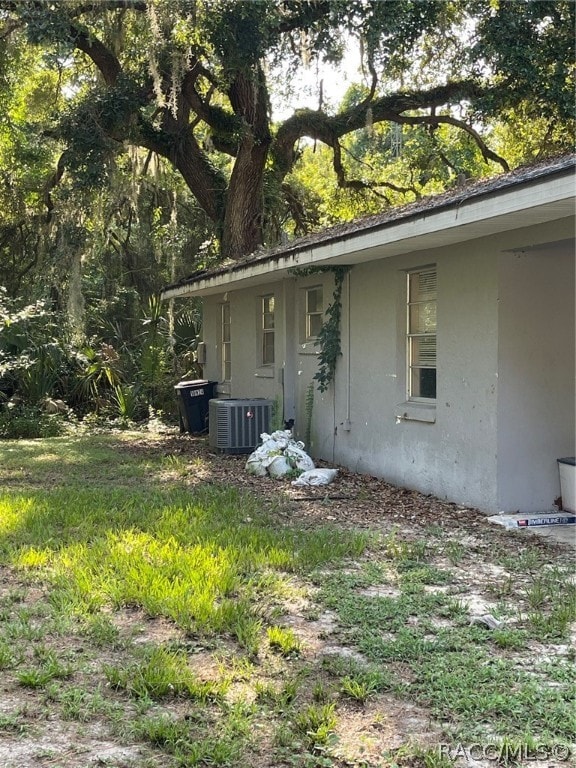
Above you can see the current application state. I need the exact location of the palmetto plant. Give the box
[74,343,125,412]
[0,286,204,421]
[111,384,142,423]
[135,294,204,413]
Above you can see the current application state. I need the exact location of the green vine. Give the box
[270,394,283,431]
[290,265,351,392]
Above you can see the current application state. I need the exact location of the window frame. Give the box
[220,301,231,382]
[406,267,437,402]
[304,286,324,341]
[260,294,275,366]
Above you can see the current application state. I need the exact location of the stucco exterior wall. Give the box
[300,241,501,510]
[292,272,337,453]
[497,229,575,511]
[200,295,221,385]
[200,282,286,407]
[198,218,574,514]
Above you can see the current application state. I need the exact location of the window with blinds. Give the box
[407,268,436,400]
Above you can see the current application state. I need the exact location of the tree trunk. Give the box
[220,135,269,260]
[220,66,271,260]
[168,131,226,227]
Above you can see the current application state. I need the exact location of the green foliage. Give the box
[76,344,123,402]
[17,646,72,689]
[0,277,202,424]
[270,395,284,432]
[471,0,575,123]
[304,382,314,449]
[111,384,142,424]
[313,267,350,393]
[1,0,574,270]
[105,645,225,701]
[59,77,145,189]
[0,405,70,440]
[0,289,79,405]
[294,702,337,749]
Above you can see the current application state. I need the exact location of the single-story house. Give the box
[162,154,575,514]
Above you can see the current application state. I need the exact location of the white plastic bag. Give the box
[267,455,292,478]
[248,430,318,481]
[291,468,338,487]
[245,456,268,477]
[285,444,315,472]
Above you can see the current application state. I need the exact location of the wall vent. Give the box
[209,399,272,454]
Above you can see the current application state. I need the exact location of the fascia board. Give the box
[162,175,574,300]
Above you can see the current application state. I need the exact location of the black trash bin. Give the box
[174,379,217,434]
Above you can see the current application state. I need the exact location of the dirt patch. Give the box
[0,720,150,768]
[110,606,188,646]
[333,696,442,766]
[359,585,402,599]
[133,434,574,554]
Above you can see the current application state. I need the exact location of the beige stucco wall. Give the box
[198,218,575,513]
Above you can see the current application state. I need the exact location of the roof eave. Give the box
[161,166,575,300]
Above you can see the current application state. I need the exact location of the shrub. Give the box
[0,405,71,439]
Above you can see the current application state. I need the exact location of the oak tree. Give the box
[1,0,574,261]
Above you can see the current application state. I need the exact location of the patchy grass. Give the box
[0,431,574,767]
[316,530,576,748]
[0,433,371,767]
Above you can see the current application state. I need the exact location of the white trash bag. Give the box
[267,455,292,478]
[245,429,318,480]
[285,443,315,472]
[291,468,338,487]
[245,455,268,477]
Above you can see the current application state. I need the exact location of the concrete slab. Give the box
[488,512,576,550]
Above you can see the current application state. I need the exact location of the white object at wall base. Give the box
[558,457,576,513]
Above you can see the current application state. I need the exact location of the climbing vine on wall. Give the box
[289,265,351,392]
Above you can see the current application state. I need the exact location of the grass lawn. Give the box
[0,431,574,768]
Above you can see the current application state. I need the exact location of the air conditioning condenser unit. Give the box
[209,398,272,454]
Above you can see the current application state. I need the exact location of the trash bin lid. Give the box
[558,457,576,466]
[174,379,208,389]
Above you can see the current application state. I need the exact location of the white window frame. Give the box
[221,302,231,382]
[305,286,324,340]
[260,294,275,366]
[407,267,437,402]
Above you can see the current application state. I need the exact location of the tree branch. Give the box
[0,17,23,39]
[281,182,312,235]
[276,1,333,34]
[273,80,509,176]
[43,152,68,222]
[331,139,419,201]
[0,2,124,85]
[394,114,509,171]
[69,24,122,86]
[180,64,243,158]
